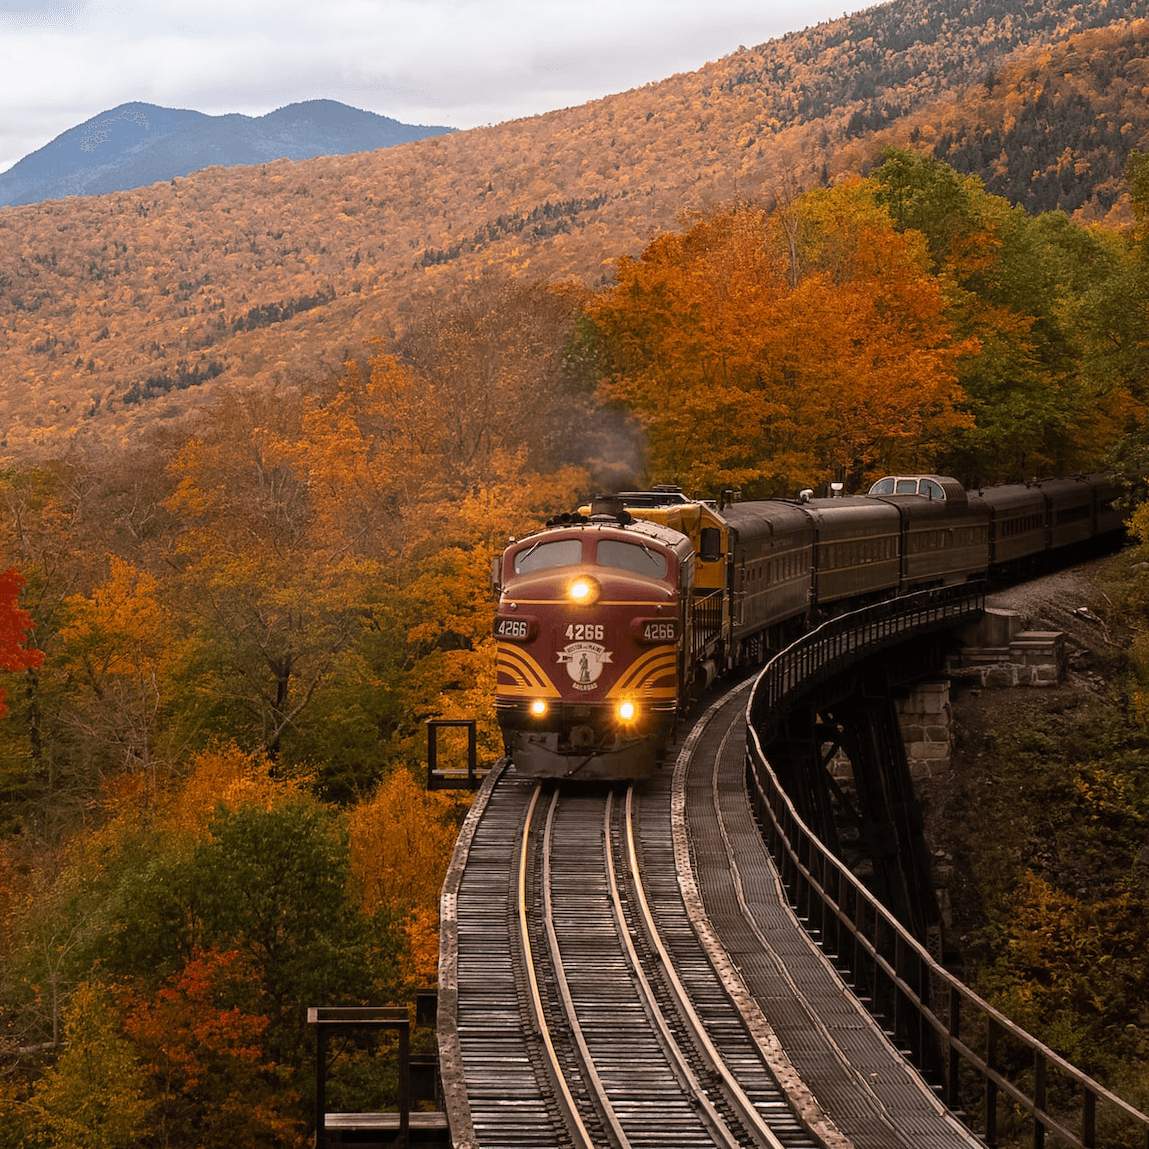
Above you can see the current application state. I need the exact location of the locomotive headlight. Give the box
[530,699,548,717]
[617,700,637,722]
[566,575,600,605]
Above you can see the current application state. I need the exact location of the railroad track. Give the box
[441,674,984,1149]
[523,782,818,1148]
[442,710,830,1148]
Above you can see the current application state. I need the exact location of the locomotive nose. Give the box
[569,724,596,749]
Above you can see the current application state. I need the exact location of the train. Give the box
[493,473,1124,781]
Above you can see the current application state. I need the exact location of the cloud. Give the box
[0,0,89,31]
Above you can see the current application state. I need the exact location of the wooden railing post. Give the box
[1034,1051,1047,1149]
[985,1016,999,1146]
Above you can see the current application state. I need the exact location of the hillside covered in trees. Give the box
[1,0,1147,459]
[840,17,1149,213]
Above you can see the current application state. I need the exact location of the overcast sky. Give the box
[1,0,863,174]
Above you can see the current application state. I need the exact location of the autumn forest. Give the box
[0,141,1148,1143]
[4,0,1149,1142]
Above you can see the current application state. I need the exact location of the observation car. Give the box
[868,475,990,588]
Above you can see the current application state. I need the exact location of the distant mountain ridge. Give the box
[0,100,455,207]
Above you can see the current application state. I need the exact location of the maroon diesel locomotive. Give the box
[493,504,693,780]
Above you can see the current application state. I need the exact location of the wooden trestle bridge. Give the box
[428,586,1149,1149]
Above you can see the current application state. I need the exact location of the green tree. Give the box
[190,799,394,1068]
[25,982,151,1149]
[1097,152,1149,506]
[874,147,1138,482]
[86,794,397,1074]
[1129,150,1149,243]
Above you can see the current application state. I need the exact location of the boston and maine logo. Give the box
[557,642,613,691]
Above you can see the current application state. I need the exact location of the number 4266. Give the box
[565,623,604,641]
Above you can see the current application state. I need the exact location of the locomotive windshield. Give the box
[513,538,582,574]
[596,538,669,579]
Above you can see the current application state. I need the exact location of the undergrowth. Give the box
[945,556,1149,1115]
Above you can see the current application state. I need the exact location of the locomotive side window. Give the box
[513,539,582,574]
[870,477,895,495]
[596,539,669,579]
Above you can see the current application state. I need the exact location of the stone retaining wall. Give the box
[945,607,1065,688]
[894,610,1066,780]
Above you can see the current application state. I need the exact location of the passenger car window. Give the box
[596,539,669,579]
[513,539,583,574]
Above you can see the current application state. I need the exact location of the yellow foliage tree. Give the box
[348,769,466,988]
[156,744,303,843]
[165,391,383,763]
[25,982,152,1149]
[55,557,175,783]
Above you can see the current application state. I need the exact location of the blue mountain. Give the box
[0,100,455,207]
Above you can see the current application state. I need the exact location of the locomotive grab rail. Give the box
[745,589,1149,1149]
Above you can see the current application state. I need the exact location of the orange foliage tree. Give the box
[591,183,972,496]
[120,948,304,1148]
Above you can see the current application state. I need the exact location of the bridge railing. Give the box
[748,583,985,740]
[746,588,1149,1149]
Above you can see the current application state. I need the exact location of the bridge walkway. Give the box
[678,680,977,1149]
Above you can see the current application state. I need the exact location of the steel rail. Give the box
[540,789,632,1149]
[516,783,597,1149]
[621,786,790,1149]
[604,790,743,1149]
[535,785,744,1147]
